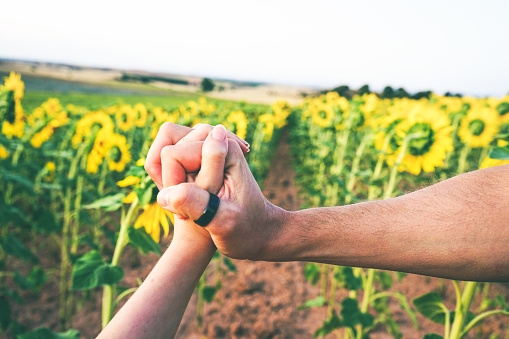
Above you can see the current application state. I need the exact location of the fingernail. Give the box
[212,124,227,141]
[193,123,203,129]
[157,187,172,207]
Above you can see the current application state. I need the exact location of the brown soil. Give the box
[9,131,509,338]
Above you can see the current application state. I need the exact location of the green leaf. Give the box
[82,193,125,211]
[304,263,321,286]
[28,267,47,291]
[395,271,408,283]
[33,209,61,234]
[135,184,155,207]
[223,257,237,272]
[0,235,37,263]
[128,227,161,255]
[413,292,449,324]
[0,296,11,330]
[202,285,216,303]
[298,296,327,310]
[313,310,342,338]
[16,327,80,339]
[335,266,362,291]
[489,146,509,160]
[96,265,124,286]
[375,271,393,290]
[71,251,123,290]
[423,334,443,339]
[0,168,33,188]
[14,271,33,290]
[340,298,374,328]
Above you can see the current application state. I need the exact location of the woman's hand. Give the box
[145,122,249,246]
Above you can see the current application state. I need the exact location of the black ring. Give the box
[194,193,220,227]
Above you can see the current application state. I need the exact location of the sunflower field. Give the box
[1,72,509,338]
[289,92,509,338]
[0,73,289,338]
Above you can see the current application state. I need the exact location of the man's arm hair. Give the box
[271,164,509,281]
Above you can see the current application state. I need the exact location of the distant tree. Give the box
[382,86,395,99]
[411,91,432,100]
[357,84,371,96]
[201,78,215,92]
[394,87,410,98]
[332,85,351,99]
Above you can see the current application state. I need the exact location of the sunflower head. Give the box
[458,106,499,148]
[3,72,24,101]
[389,107,453,175]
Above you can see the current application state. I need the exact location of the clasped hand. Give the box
[144,122,287,261]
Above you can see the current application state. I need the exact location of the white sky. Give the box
[2,0,508,96]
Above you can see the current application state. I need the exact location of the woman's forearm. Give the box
[274,165,509,281]
[97,238,216,339]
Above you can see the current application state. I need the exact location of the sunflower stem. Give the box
[457,144,471,174]
[384,137,410,200]
[102,197,139,328]
[345,132,372,204]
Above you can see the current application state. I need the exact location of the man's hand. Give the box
[151,124,288,261]
[145,122,251,245]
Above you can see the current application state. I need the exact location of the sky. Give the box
[2,0,509,97]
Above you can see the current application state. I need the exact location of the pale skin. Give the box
[99,123,509,338]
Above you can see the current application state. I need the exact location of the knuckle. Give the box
[204,145,227,160]
[161,121,175,133]
[160,145,173,160]
[144,163,153,176]
[172,184,195,210]
[227,139,243,156]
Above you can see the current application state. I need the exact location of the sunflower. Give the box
[360,93,380,118]
[2,102,25,139]
[389,107,453,175]
[0,145,9,159]
[373,106,408,154]
[226,110,248,140]
[4,72,24,101]
[85,129,111,173]
[311,103,335,128]
[117,175,141,187]
[41,98,63,117]
[271,100,291,128]
[198,97,216,116]
[258,114,275,142]
[119,178,174,242]
[106,133,131,172]
[479,157,509,169]
[44,162,56,182]
[134,202,174,242]
[31,112,69,148]
[115,105,136,132]
[458,106,499,148]
[133,103,148,127]
[72,110,114,146]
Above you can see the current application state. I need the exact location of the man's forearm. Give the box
[273,165,509,281]
[98,239,216,339]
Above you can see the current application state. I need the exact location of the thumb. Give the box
[195,125,228,194]
[157,183,210,221]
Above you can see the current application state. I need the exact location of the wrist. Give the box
[265,207,335,263]
[168,233,216,261]
[261,203,298,262]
